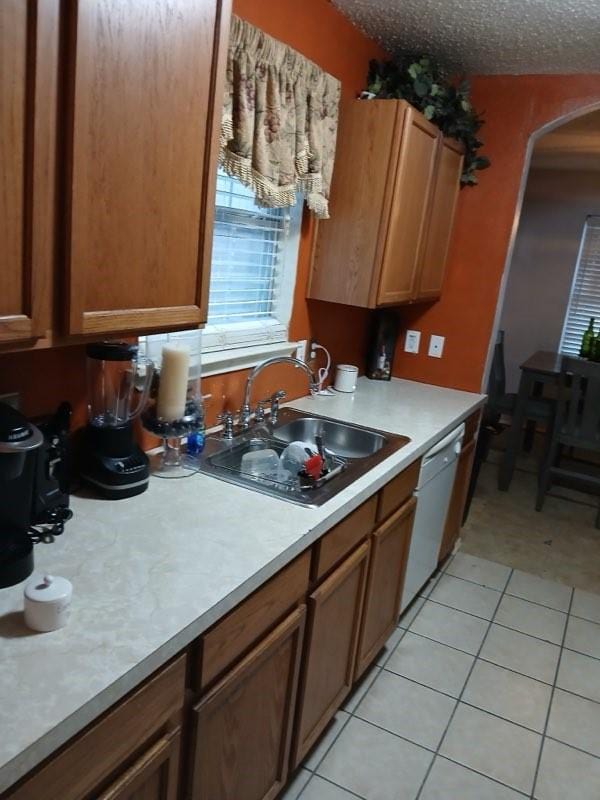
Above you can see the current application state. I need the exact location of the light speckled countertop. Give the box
[0,377,484,793]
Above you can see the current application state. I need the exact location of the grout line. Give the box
[426,596,503,622]
[341,665,382,714]
[379,667,462,702]
[301,711,352,775]
[530,585,575,799]
[345,712,532,800]
[441,571,508,594]
[432,568,574,614]
[298,771,367,800]
[375,625,409,670]
[349,713,437,755]
[476,655,554,686]
[399,628,482,657]
[503,592,571,614]
[433,754,531,798]
[414,565,515,799]
[569,611,600,626]
[544,734,600,763]
[491,620,565,648]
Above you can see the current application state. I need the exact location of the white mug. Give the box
[334,364,358,393]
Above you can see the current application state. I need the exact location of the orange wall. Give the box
[0,0,383,430]
[391,74,600,392]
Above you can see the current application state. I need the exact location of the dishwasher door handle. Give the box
[423,425,464,461]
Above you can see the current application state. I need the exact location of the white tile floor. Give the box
[281,551,600,800]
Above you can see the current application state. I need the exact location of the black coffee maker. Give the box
[0,402,44,588]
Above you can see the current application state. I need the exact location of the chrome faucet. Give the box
[240,356,319,429]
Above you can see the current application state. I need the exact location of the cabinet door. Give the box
[292,541,370,767]
[190,606,306,800]
[0,1,59,342]
[376,106,439,306]
[355,497,416,679]
[97,728,181,800]
[6,656,186,800]
[415,137,464,301]
[439,438,476,563]
[308,100,403,308]
[63,0,230,335]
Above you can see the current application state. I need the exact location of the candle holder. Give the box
[140,331,204,478]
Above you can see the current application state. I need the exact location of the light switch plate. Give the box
[404,330,421,354]
[428,335,445,358]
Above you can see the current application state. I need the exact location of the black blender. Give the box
[82,342,154,499]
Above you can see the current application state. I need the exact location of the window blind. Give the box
[560,216,600,356]
[203,170,302,351]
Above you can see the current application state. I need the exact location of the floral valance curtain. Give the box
[220,16,341,219]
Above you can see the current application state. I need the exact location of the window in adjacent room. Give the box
[202,169,303,354]
[560,215,600,355]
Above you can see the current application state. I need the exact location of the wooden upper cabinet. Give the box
[376,106,438,305]
[63,0,230,336]
[415,137,464,301]
[309,99,462,309]
[0,1,59,343]
[308,100,403,307]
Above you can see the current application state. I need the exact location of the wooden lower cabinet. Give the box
[355,497,416,679]
[189,606,306,800]
[97,728,181,800]
[6,657,186,800]
[291,541,370,767]
[439,437,476,563]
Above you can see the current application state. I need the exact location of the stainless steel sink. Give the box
[198,407,409,507]
[271,416,387,459]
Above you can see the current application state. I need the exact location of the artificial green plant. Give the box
[366,57,490,185]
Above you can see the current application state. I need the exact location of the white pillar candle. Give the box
[156,345,190,421]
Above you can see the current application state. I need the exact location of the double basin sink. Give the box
[199,407,409,507]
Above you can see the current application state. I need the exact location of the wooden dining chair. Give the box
[536,356,600,528]
[487,330,554,442]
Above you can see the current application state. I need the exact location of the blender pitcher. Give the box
[82,342,154,499]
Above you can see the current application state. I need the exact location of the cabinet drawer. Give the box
[6,656,186,800]
[197,550,310,689]
[312,496,377,581]
[377,460,420,522]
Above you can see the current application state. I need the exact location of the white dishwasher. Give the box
[400,423,465,613]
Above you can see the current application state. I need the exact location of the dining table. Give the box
[497,350,563,491]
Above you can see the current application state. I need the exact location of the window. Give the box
[561,216,600,355]
[202,170,303,353]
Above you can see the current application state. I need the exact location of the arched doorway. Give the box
[484,102,600,387]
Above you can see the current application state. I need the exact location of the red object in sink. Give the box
[303,453,323,480]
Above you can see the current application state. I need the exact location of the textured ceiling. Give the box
[333,0,600,75]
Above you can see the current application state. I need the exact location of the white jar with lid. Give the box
[24,574,72,632]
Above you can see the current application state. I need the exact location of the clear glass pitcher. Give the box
[86,342,154,428]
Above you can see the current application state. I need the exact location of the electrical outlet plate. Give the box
[404,330,421,354]
[428,335,445,358]
[295,339,307,362]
